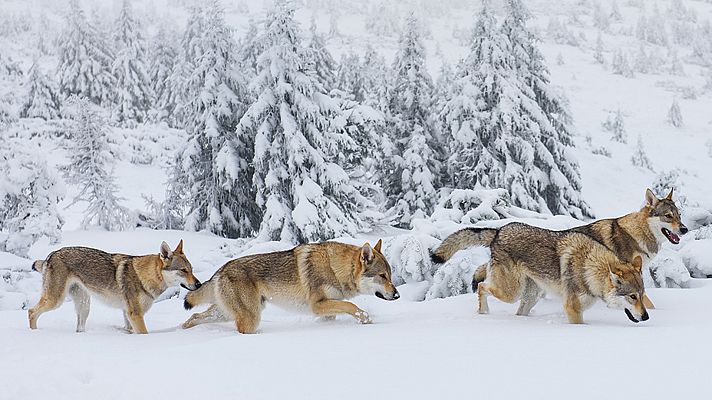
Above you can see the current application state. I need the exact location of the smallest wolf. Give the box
[29,240,201,333]
[477,223,648,324]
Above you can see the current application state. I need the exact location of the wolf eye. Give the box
[628,294,637,300]
[665,213,674,218]
[181,268,189,273]
[379,273,388,279]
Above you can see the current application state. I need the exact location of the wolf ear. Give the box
[361,243,374,263]
[175,239,184,254]
[374,239,383,253]
[665,188,674,201]
[160,241,173,260]
[632,256,643,272]
[645,188,659,207]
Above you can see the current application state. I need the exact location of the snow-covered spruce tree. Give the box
[441,0,591,219]
[0,146,65,257]
[384,13,441,228]
[57,0,114,105]
[237,19,263,81]
[305,16,337,92]
[237,1,366,243]
[111,0,153,126]
[336,51,363,100]
[20,63,61,120]
[603,108,626,143]
[667,99,683,127]
[0,99,17,129]
[633,43,650,73]
[179,1,257,238]
[592,1,610,32]
[149,26,178,122]
[63,97,131,230]
[631,135,654,171]
[611,49,634,77]
[594,31,605,64]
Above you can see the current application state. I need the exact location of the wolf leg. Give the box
[125,303,148,334]
[477,282,491,314]
[516,278,542,316]
[122,312,134,333]
[564,294,584,324]
[28,267,69,329]
[311,299,372,324]
[234,309,261,334]
[68,284,91,333]
[182,304,230,329]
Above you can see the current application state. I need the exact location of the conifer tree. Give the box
[20,62,62,120]
[57,0,114,105]
[111,0,153,125]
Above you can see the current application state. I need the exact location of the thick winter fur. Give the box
[477,223,649,324]
[182,240,399,333]
[433,189,687,308]
[28,240,201,334]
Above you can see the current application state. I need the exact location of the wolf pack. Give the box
[26,188,688,333]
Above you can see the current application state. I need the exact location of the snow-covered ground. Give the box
[2,270,711,399]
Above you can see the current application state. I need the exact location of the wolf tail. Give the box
[184,278,215,310]
[430,227,498,264]
[31,260,46,273]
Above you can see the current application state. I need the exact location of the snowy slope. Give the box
[2,277,711,399]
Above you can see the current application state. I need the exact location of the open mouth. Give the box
[661,228,680,245]
[624,308,639,323]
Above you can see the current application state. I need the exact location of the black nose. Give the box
[641,310,649,321]
[194,281,202,289]
[680,226,688,235]
[393,290,400,300]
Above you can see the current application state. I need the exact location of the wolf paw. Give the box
[354,310,372,324]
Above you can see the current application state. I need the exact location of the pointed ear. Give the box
[361,243,374,263]
[632,256,643,272]
[666,188,674,201]
[175,239,184,254]
[645,188,659,207]
[374,239,383,253]
[160,241,172,259]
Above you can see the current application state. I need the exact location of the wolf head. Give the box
[159,240,201,291]
[358,239,400,301]
[645,188,688,245]
[604,256,648,323]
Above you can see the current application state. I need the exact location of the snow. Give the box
[1,237,711,399]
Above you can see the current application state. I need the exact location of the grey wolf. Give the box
[29,240,200,333]
[182,240,399,333]
[476,223,648,324]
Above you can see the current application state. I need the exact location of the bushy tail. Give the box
[183,279,214,310]
[430,227,498,264]
[31,260,46,273]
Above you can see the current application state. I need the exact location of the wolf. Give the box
[182,240,399,333]
[29,240,201,334]
[476,223,648,324]
[432,188,687,309]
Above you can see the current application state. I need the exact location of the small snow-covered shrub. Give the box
[679,240,712,278]
[425,246,490,300]
[383,234,440,285]
[646,248,691,288]
[429,188,513,225]
[0,146,65,257]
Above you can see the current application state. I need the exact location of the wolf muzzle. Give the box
[181,281,202,291]
[625,308,648,323]
[375,289,400,301]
